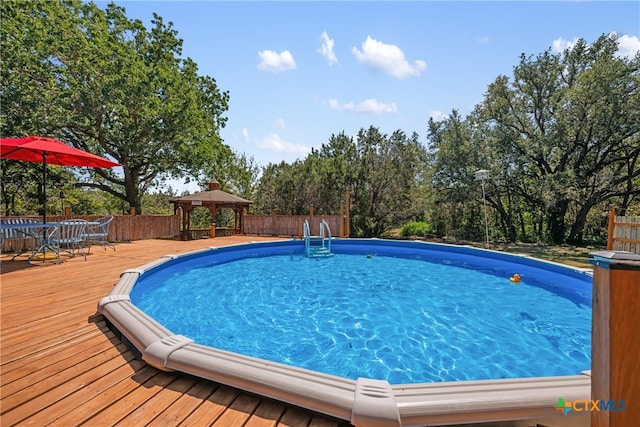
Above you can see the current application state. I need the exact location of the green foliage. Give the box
[1,0,232,213]
[400,221,433,237]
[141,191,176,215]
[427,34,640,244]
[1,161,44,216]
[190,208,212,229]
[65,190,117,216]
[253,127,430,237]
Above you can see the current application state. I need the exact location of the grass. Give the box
[488,242,600,268]
[384,230,602,268]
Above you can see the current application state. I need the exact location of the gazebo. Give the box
[171,178,253,240]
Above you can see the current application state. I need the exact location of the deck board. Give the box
[245,400,288,427]
[1,236,351,427]
[179,386,240,426]
[145,379,217,426]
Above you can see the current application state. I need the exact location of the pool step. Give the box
[306,245,333,258]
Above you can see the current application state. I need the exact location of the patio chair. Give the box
[1,217,40,260]
[51,219,88,260]
[82,215,115,254]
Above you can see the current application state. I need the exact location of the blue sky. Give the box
[100,1,639,190]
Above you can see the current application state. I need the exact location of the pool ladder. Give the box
[303,219,332,258]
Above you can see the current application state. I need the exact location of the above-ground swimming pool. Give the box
[99,239,593,426]
[130,239,591,384]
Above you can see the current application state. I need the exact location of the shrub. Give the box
[400,221,433,237]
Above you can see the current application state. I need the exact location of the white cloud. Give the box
[257,49,297,73]
[476,36,490,44]
[615,34,640,59]
[551,37,579,54]
[429,110,447,122]
[329,98,397,114]
[552,33,640,59]
[318,31,338,66]
[242,127,310,158]
[352,36,426,79]
[257,133,311,156]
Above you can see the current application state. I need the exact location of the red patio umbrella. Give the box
[0,136,120,223]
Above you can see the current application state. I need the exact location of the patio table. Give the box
[0,222,61,263]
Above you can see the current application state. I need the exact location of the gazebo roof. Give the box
[170,178,252,207]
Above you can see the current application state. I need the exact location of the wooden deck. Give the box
[1,236,352,427]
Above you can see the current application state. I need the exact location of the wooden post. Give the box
[339,201,345,238]
[607,205,616,250]
[589,251,640,427]
[310,205,315,216]
[210,206,218,238]
[185,209,191,240]
[129,207,136,216]
[345,190,351,238]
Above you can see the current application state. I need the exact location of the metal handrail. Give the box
[303,220,311,254]
[320,219,332,253]
[304,219,332,257]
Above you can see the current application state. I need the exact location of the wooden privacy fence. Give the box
[607,206,640,254]
[1,214,180,253]
[244,214,346,238]
[2,212,351,253]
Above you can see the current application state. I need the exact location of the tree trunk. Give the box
[518,210,527,241]
[123,169,141,215]
[547,200,568,244]
[494,202,517,242]
[567,200,596,244]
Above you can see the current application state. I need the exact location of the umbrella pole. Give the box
[32,154,60,263]
[42,153,48,260]
[38,153,60,263]
[43,153,47,224]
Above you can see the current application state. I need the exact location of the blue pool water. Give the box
[131,240,592,384]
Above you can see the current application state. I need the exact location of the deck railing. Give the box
[607,206,640,254]
[2,212,349,253]
[1,214,180,253]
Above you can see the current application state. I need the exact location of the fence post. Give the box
[589,251,640,426]
[345,190,351,238]
[339,201,345,238]
[607,205,616,250]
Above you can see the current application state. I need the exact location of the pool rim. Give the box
[98,238,592,426]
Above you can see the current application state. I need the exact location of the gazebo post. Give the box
[233,208,239,234]
[237,208,245,234]
[210,205,217,238]
[185,208,191,240]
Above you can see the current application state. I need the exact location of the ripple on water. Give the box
[132,251,592,384]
